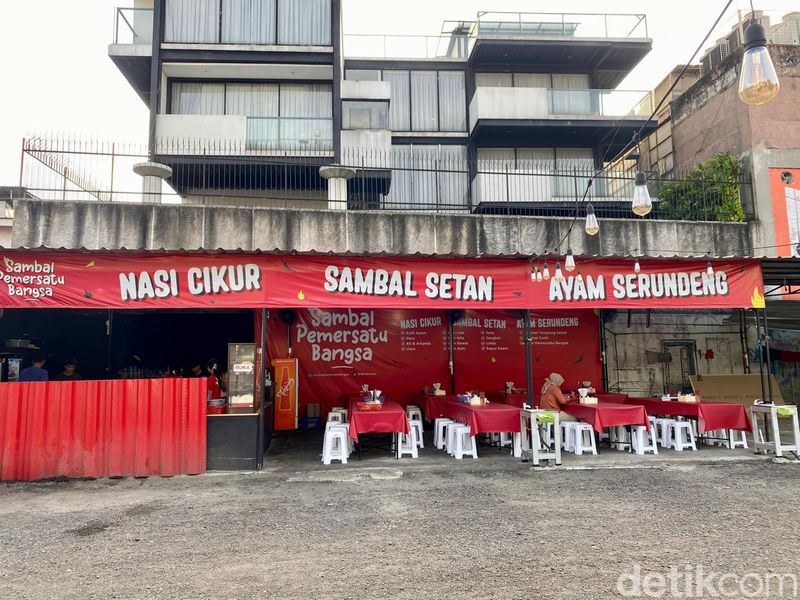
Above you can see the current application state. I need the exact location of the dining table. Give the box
[561,401,651,433]
[347,399,410,442]
[485,391,530,410]
[620,397,751,434]
[423,395,521,434]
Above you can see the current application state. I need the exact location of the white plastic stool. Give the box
[652,418,675,447]
[631,425,658,455]
[453,425,478,459]
[561,422,578,451]
[668,421,697,451]
[609,426,630,451]
[408,419,424,448]
[434,418,453,450]
[499,432,513,448]
[322,427,349,465]
[571,422,597,455]
[397,427,418,458]
[728,429,748,449]
[327,411,343,423]
[446,422,465,455]
[406,406,423,421]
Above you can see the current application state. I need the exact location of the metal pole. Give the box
[755,308,766,402]
[762,308,774,403]
[599,309,609,391]
[257,308,268,469]
[523,309,533,407]
[448,311,456,394]
[106,309,114,377]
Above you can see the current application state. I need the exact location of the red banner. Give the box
[267,307,603,417]
[0,251,764,310]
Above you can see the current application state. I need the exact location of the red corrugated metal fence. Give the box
[0,378,207,481]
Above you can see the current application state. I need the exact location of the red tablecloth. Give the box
[562,401,650,433]
[621,397,751,433]
[347,400,410,441]
[595,393,630,404]
[423,396,521,434]
[485,391,531,409]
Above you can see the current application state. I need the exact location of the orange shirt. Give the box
[540,385,570,412]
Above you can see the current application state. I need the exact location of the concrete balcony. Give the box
[469,87,656,153]
[108,5,153,104]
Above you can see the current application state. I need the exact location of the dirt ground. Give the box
[1,438,799,599]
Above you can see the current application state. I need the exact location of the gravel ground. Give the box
[1,446,799,599]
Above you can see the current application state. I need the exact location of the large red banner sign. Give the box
[266,308,603,415]
[0,251,764,310]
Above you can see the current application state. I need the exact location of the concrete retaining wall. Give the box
[12,199,755,258]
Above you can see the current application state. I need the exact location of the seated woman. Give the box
[539,373,576,422]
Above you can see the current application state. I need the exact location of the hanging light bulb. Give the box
[554,262,564,283]
[564,249,576,272]
[530,265,537,282]
[706,261,714,276]
[634,258,641,274]
[739,21,780,106]
[632,170,652,217]
[584,204,600,236]
[576,270,584,284]
[542,262,550,280]
[536,268,543,283]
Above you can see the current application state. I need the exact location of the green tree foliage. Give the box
[657,152,745,222]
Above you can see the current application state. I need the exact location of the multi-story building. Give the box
[108,2,656,212]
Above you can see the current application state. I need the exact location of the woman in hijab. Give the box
[540,373,576,421]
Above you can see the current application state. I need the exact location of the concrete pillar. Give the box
[133,162,172,204]
[319,165,356,210]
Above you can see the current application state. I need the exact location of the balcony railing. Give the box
[113,7,153,45]
[19,136,750,222]
[246,117,334,152]
[547,89,653,117]
[476,11,649,40]
[343,34,471,60]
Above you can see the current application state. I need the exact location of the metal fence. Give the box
[19,136,752,221]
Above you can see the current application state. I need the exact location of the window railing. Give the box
[246,117,333,151]
[546,89,653,117]
[113,7,154,45]
[476,11,649,40]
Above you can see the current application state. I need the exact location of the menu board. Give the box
[267,307,603,416]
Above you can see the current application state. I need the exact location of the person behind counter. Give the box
[540,372,576,422]
[188,362,206,378]
[54,358,82,381]
[20,355,48,382]
[206,358,226,402]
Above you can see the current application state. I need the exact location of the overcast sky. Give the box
[0,0,796,186]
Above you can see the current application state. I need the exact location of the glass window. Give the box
[342,101,388,130]
[514,73,551,88]
[277,0,331,45]
[383,70,410,131]
[386,145,468,209]
[222,0,277,44]
[411,71,439,132]
[475,73,513,87]
[345,70,382,81]
[171,82,225,114]
[438,71,466,132]
[225,84,279,116]
[164,0,220,43]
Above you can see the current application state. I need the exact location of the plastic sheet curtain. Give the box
[222,0,277,44]
[164,0,220,43]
